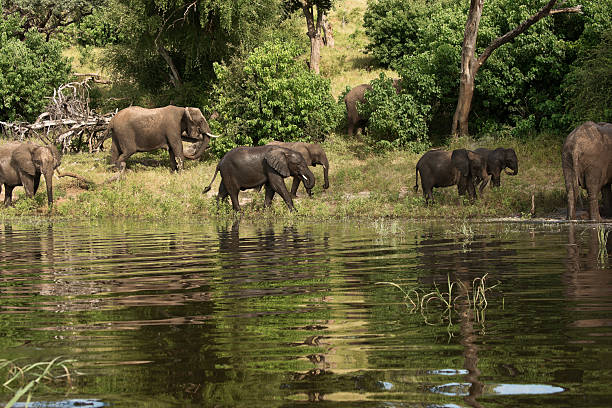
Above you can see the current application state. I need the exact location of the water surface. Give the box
[1,219,611,407]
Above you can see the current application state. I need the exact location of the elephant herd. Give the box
[0,103,609,222]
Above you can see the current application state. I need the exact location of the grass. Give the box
[377,273,501,333]
[0,132,568,221]
[1,357,77,407]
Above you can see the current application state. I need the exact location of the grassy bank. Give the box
[0,0,570,221]
[0,133,567,221]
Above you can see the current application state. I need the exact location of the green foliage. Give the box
[72,3,125,46]
[209,39,342,157]
[363,0,611,135]
[101,0,283,105]
[357,73,433,152]
[0,16,71,121]
[563,28,612,125]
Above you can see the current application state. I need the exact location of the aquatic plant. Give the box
[1,357,76,408]
[377,273,501,329]
[597,225,610,265]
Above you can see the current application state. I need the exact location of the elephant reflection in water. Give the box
[565,225,612,327]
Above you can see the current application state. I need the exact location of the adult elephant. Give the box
[0,142,62,207]
[344,78,400,137]
[474,147,518,187]
[413,149,490,204]
[103,105,217,171]
[202,145,315,212]
[562,121,612,221]
[266,141,329,197]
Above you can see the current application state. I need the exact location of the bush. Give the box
[209,39,342,158]
[357,73,433,152]
[0,18,71,121]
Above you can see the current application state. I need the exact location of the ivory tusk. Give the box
[205,132,219,138]
[302,175,308,181]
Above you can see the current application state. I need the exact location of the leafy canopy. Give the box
[209,39,341,158]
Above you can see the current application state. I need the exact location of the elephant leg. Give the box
[168,139,184,171]
[586,181,601,221]
[3,185,14,207]
[290,176,301,198]
[601,184,612,217]
[467,179,477,201]
[33,174,40,195]
[225,184,241,211]
[492,171,501,187]
[114,150,134,172]
[269,175,296,212]
[264,183,276,207]
[168,149,179,172]
[19,172,35,198]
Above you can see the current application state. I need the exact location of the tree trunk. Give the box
[452,0,484,137]
[451,0,583,137]
[157,44,183,88]
[302,4,323,73]
[322,14,334,47]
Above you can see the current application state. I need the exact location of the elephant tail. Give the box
[202,165,219,194]
[413,166,420,193]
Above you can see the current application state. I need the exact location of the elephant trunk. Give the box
[184,137,210,160]
[302,168,316,190]
[44,170,54,206]
[479,175,491,195]
[321,156,329,190]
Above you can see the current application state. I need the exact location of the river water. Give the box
[1,219,611,407]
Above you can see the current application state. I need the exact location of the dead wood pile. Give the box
[0,74,114,153]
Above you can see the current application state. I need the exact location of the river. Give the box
[1,219,611,407]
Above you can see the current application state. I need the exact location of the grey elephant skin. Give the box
[267,141,329,197]
[0,142,62,207]
[202,145,315,212]
[344,79,400,137]
[102,105,216,171]
[414,149,490,204]
[474,147,518,187]
[562,121,612,221]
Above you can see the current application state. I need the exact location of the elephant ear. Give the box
[264,148,290,177]
[451,149,470,176]
[11,144,36,175]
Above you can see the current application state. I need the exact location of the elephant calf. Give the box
[202,145,315,212]
[474,147,518,187]
[0,142,62,207]
[414,149,490,204]
[266,141,329,197]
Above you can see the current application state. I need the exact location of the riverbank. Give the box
[0,133,568,221]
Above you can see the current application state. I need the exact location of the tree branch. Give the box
[476,1,582,68]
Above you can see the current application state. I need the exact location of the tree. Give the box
[452,0,582,136]
[103,0,282,102]
[1,0,106,40]
[284,0,333,73]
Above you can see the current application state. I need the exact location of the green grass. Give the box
[0,133,567,221]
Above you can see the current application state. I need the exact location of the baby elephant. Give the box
[202,145,315,212]
[266,141,329,197]
[474,147,518,187]
[0,142,62,207]
[414,149,490,204]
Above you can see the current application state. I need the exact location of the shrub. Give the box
[209,39,342,157]
[0,18,71,121]
[357,73,433,152]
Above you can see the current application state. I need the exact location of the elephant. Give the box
[266,141,329,197]
[344,78,400,137]
[474,147,519,187]
[101,105,218,172]
[413,149,490,204]
[0,142,62,207]
[202,145,315,212]
[562,121,612,221]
